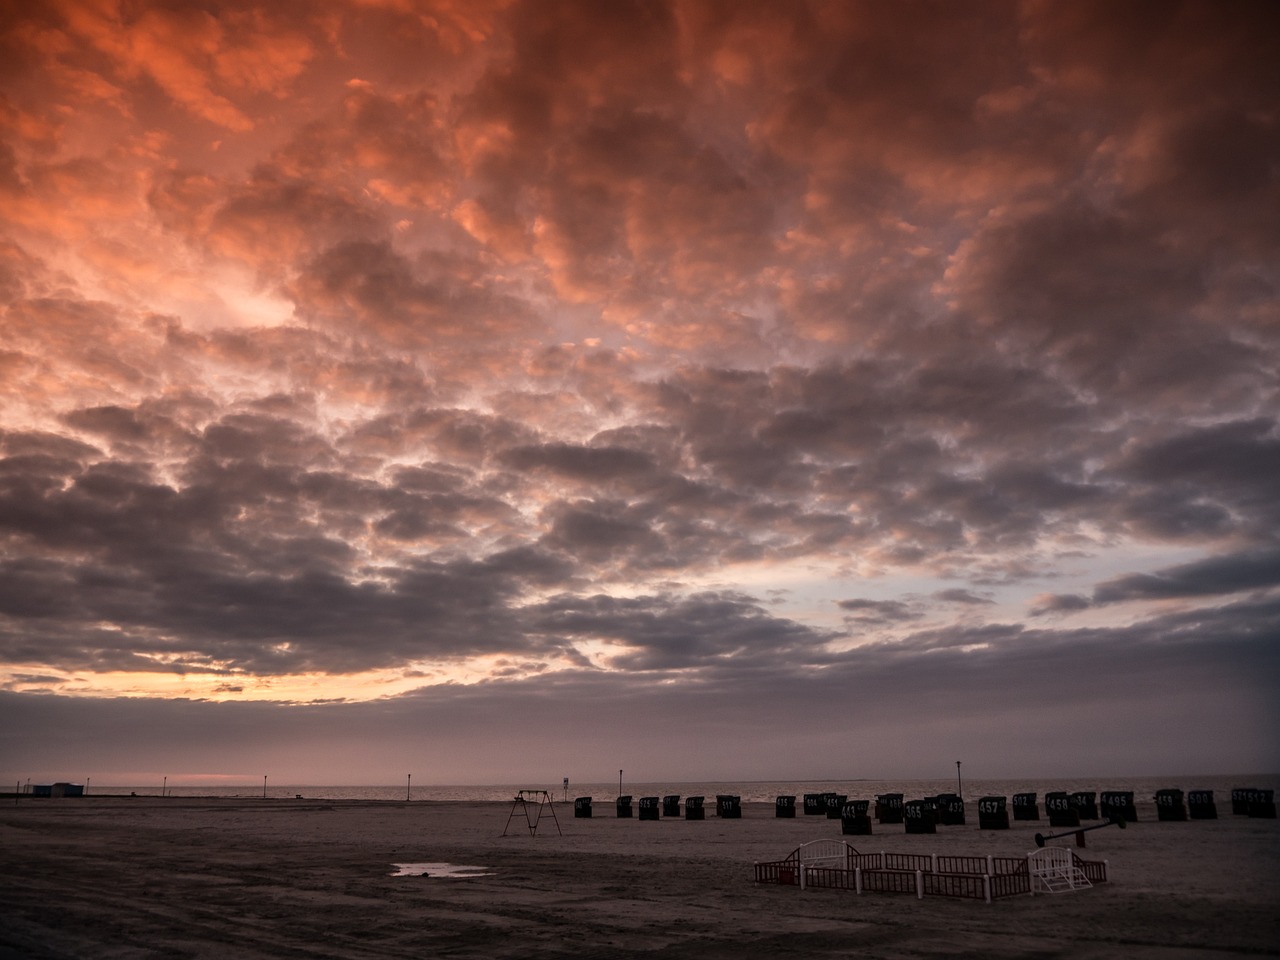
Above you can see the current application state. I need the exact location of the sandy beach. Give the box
[2,796,1278,959]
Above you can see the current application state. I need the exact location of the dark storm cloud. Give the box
[1094,548,1280,605]
[1028,593,1092,617]
[525,590,836,673]
[1110,419,1280,542]
[933,589,994,606]
[289,239,539,349]
[499,442,658,482]
[836,598,920,626]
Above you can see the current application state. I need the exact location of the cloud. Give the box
[1093,548,1280,605]
[2,0,1278,780]
[1028,593,1092,617]
[499,442,658,483]
[933,589,994,606]
[837,598,920,626]
[4,593,1277,781]
[525,589,835,673]
[51,0,315,131]
[289,239,539,349]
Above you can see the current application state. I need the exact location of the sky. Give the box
[1,0,1278,787]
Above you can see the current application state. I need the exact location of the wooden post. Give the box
[406,773,411,801]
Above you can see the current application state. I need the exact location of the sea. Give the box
[71,773,1279,803]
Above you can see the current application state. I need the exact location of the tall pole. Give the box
[619,769,623,798]
[406,773,411,801]
[263,775,267,799]
[162,775,166,798]
[956,761,962,800]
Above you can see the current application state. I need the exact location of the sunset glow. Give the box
[2,0,1277,785]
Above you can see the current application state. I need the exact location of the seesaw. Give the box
[1035,817,1125,848]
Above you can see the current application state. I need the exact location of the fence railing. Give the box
[753,846,1101,902]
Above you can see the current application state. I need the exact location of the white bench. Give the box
[791,839,857,889]
[1027,847,1092,893]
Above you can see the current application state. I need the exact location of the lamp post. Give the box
[956,761,962,800]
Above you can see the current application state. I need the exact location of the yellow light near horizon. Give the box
[0,650,590,704]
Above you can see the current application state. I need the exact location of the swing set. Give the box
[502,789,562,836]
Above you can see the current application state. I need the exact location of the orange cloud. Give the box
[50,0,313,131]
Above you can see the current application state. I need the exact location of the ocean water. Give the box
[77,773,1279,803]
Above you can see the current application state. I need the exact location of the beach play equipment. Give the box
[1012,792,1039,821]
[716,794,742,818]
[616,795,633,818]
[1188,790,1217,819]
[573,796,592,818]
[638,796,660,820]
[1026,847,1095,893]
[841,799,873,836]
[1100,791,1137,822]
[754,841,1107,902]
[775,795,795,818]
[1034,816,1125,848]
[502,790,561,837]
[875,793,904,824]
[978,796,1009,830]
[685,796,705,820]
[663,795,681,818]
[1155,789,1186,821]
[1045,792,1080,827]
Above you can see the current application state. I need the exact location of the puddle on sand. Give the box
[391,862,493,878]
